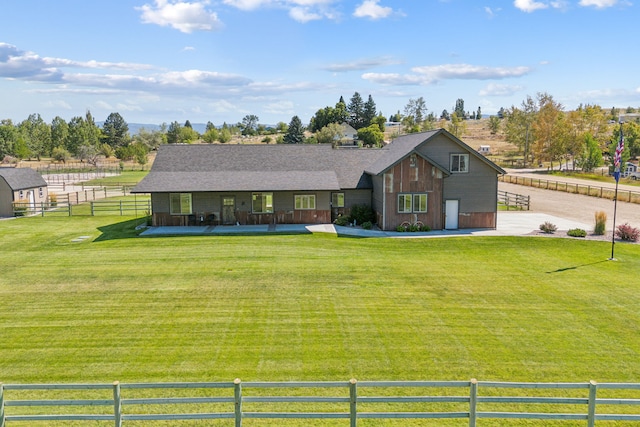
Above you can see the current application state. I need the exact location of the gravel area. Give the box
[499,174,640,243]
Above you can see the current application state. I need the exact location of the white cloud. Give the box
[322,56,400,72]
[289,7,323,22]
[579,0,618,8]
[513,0,549,12]
[264,100,295,115]
[479,83,524,96]
[353,0,393,20]
[136,0,223,33]
[363,63,531,85]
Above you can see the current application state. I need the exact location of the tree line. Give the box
[497,93,638,171]
[1,93,635,172]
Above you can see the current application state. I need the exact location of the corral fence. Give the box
[1,379,640,426]
[12,188,149,218]
[500,174,640,204]
[498,190,530,210]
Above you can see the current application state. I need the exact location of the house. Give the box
[132,129,506,231]
[0,167,48,217]
[478,145,490,155]
[338,123,358,146]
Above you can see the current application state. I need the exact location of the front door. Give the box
[445,199,459,230]
[222,196,236,225]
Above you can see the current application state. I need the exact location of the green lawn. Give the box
[1,213,639,387]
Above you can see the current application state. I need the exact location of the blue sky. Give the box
[1,0,637,126]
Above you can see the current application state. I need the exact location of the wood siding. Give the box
[381,155,443,231]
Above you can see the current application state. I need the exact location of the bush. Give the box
[567,228,587,237]
[333,215,350,227]
[49,193,57,208]
[349,204,375,226]
[361,221,373,230]
[539,221,557,234]
[615,223,640,242]
[12,199,29,217]
[594,211,607,235]
[396,224,407,232]
[420,224,431,232]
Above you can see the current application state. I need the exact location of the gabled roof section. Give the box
[365,128,506,176]
[365,130,440,175]
[0,167,47,190]
[133,144,384,193]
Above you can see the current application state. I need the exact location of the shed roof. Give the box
[0,167,47,190]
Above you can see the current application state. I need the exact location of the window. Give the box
[413,194,427,212]
[252,192,273,213]
[398,194,412,213]
[331,193,344,208]
[39,187,44,198]
[295,194,316,210]
[170,193,192,215]
[450,154,469,173]
[398,193,428,213]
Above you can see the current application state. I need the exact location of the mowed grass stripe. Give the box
[1,215,639,384]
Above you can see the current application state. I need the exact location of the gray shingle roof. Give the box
[0,167,47,190]
[133,144,383,193]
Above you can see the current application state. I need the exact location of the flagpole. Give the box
[610,178,619,260]
[609,120,624,261]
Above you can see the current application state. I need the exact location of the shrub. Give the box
[396,224,407,232]
[349,204,375,226]
[594,211,607,235]
[420,224,431,232]
[333,215,350,226]
[567,228,587,237]
[49,193,58,208]
[615,223,640,242]
[12,199,29,217]
[539,221,557,234]
[361,221,373,230]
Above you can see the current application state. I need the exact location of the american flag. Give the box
[614,125,624,182]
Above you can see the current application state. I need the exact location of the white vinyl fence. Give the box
[1,379,640,426]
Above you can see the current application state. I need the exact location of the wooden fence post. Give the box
[587,380,597,427]
[113,381,122,427]
[234,378,242,427]
[349,378,358,427]
[469,379,478,427]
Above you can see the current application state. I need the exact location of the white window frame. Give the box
[398,193,428,213]
[398,194,412,213]
[295,194,316,210]
[170,193,192,215]
[450,154,469,173]
[413,194,428,212]
[252,192,273,214]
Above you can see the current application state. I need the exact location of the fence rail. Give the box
[498,190,530,210]
[500,174,640,204]
[2,380,640,426]
[12,190,149,217]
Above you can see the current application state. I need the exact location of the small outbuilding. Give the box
[0,167,48,217]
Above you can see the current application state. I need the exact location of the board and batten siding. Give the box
[380,155,443,231]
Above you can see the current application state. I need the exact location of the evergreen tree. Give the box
[284,116,305,144]
[363,95,377,128]
[347,92,365,129]
[476,106,482,120]
[102,112,129,148]
[454,99,465,119]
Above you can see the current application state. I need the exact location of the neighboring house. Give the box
[132,129,505,231]
[0,167,48,217]
[338,123,358,146]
